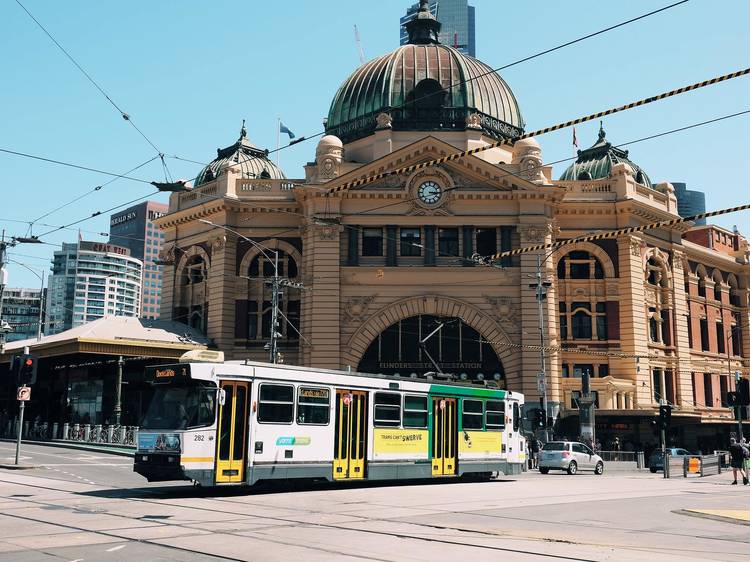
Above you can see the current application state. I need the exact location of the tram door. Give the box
[333,390,367,480]
[432,397,457,476]
[215,382,249,484]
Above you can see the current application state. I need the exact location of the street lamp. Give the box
[198,219,289,363]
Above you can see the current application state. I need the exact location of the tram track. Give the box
[3,474,744,561]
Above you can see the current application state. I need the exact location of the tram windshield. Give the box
[141,381,217,430]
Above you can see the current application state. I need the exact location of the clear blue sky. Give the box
[2,0,749,287]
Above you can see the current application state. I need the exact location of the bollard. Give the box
[107,426,114,443]
[52,422,59,440]
[83,425,90,441]
[94,424,102,443]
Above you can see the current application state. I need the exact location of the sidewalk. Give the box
[0,437,134,458]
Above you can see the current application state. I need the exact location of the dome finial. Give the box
[405,0,441,45]
[598,121,606,141]
[240,119,247,139]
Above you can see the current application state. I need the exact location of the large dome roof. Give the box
[325,2,523,144]
[194,123,285,187]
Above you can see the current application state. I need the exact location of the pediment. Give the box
[325,136,548,194]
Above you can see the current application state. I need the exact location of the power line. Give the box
[13,0,168,165]
[325,66,750,195]
[168,1,688,175]
[0,148,153,184]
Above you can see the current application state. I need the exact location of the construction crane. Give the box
[354,24,365,64]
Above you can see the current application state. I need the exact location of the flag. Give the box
[279,121,296,139]
[78,229,83,243]
[572,126,578,148]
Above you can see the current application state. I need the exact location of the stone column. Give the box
[616,236,651,407]
[206,231,237,355]
[671,250,693,408]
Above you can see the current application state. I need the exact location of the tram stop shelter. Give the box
[0,316,211,431]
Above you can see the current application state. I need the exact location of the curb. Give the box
[0,438,134,458]
[0,464,38,470]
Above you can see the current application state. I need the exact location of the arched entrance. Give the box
[357,314,505,384]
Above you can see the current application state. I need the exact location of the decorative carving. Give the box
[315,224,341,241]
[405,167,455,213]
[672,250,685,271]
[519,224,548,244]
[159,244,176,262]
[211,236,226,252]
[629,237,644,257]
[375,112,393,129]
[483,295,518,332]
[320,157,338,179]
[343,294,377,323]
[446,169,476,188]
[465,112,482,130]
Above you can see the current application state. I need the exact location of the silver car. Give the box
[538,441,604,475]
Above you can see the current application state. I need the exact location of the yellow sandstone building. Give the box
[156,4,749,452]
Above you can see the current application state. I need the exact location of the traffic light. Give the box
[658,404,672,430]
[727,391,739,407]
[14,354,38,386]
[738,378,750,406]
[532,408,547,429]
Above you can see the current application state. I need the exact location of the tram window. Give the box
[403,395,428,428]
[374,392,401,427]
[485,400,505,430]
[297,387,330,425]
[462,399,484,430]
[258,384,294,423]
[513,402,520,432]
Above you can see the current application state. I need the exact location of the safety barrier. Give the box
[1,418,137,448]
[664,454,722,478]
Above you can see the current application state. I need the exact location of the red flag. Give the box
[572,126,579,148]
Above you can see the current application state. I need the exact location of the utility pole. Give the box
[114,356,124,426]
[531,253,553,442]
[269,251,280,364]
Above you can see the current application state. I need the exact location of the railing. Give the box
[664,454,723,478]
[237,178,297,192]
[596,450,645,469]
[1,419,137,448]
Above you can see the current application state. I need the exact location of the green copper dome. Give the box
[325,3,523,144]
[559,125,652,187]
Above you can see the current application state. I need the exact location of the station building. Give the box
[155,2,750,452]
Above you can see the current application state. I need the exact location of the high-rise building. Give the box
[2,288,46,342]
[109,201,168,319]
[672,182,707,226]
[46,242,143,335]
[400,0,476,56]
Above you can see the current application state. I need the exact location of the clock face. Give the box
[417,181,442,205]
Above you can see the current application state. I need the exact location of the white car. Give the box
[538,441,604,475]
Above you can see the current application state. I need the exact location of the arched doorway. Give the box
[357,315,505,384]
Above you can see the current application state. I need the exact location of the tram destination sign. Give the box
[144,364,190,383]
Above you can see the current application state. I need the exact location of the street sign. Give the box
[537,373,546,394]
[17,387,30,401]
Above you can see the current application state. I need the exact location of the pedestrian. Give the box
[532,437,541,469]
[613,436,621,461]
[728,437,749,485]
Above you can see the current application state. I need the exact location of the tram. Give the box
[134,353,525,487]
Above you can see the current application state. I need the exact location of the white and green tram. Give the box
[134,357,525,487]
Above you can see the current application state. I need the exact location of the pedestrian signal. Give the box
[658,404,672,430]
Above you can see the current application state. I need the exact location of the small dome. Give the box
[194,122,285,187]
[318,134,343,148]
[514,137,540,150]
[559,125,652,187]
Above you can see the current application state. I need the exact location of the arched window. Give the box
[557,251,604,280]
[646,257,669,288]
[407,79,447,110]
[180,255,207,285]
[559,302,607,341]
[728,275,742,307]
[241,249,301,343]
[712,270,723,302]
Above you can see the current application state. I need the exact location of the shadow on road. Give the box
[79,474,519,501]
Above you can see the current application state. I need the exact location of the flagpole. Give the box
[276,117,281,168]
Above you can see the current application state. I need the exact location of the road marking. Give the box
[69,559,84,562]
[105,544,126,552]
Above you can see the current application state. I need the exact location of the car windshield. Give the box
[141,381,217,430]
[543,442,567,451]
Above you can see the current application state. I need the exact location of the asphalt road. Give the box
[1,442,749,561]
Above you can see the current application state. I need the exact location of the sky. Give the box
[1,0,749,288]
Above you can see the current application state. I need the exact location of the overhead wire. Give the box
[167,1,689,174]
[13,0,169,175]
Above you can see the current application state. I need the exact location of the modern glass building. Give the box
[109,201,167,319]
[45,242,143,335]
[2,288,46,342]
[672,182,706,226]
[399,0,476,56]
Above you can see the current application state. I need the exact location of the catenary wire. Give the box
[13,0,168,168]
[169,1,689,172]
[325,67,750,195]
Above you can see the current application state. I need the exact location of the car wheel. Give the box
[650,467,657,474]
[567,461,578,475]
[539,467,549,474]
[594,461,604,475]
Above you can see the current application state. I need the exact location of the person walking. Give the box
[729,437,749,485]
